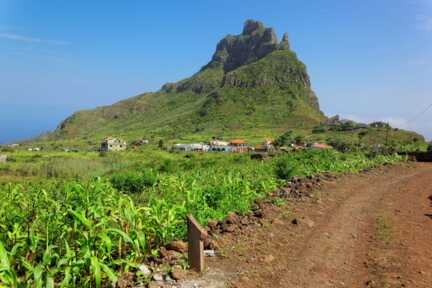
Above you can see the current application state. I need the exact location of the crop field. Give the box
[0,148,403,287]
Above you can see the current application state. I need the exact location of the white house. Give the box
[173,143,209,152]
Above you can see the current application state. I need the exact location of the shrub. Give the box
[158,159,177,173]
[275,158,299,179]
[312,126,326,133]
[110,170,157,193]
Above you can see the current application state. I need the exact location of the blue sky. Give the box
[0,0,431,143]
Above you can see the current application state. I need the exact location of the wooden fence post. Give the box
[187,214,208,272]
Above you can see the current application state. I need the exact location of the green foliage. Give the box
[110,170,157,193]
[326,138,357,153]
[274,150,401,178]
[370,121,390,128]
[274,130,295,147]
[158,139,164,149]
[275,159,298,179]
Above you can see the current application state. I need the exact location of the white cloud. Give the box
[0,32,69,45]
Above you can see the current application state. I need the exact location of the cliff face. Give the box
[53,20,325,140]
[206,20,289,72]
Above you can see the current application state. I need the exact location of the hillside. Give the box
[48,20,325,141]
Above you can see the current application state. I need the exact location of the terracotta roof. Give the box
[230,139,247,145]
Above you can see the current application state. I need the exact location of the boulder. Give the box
[167,240,188,253]
[170,269,187,281]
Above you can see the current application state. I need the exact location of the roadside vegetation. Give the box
[0,146,403,287]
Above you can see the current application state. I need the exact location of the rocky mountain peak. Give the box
[242,19,265,35]
[205,20,290,72]
[280,32,290,50]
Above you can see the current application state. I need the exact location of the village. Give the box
[99,136,333,153]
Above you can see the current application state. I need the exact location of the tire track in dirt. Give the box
[279,169,428,288]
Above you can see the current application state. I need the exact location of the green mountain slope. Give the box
[43,20,425,150]
[51,20,325,141]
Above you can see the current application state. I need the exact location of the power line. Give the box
[407,103,432,124]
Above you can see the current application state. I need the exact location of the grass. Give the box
[376,215,393,245]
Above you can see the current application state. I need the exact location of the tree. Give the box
[370,121,390,129]
[158,139,164,149]
[357,131,368,150]
[294,135,305,146]
[274,130,294,147]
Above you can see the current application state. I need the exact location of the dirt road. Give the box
[191,163,432,288]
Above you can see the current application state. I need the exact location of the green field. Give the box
[0,146,404,287]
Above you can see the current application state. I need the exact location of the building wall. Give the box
[101,139,127,152]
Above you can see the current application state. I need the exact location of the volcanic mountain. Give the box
[53,20,325,140]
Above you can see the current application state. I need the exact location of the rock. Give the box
[240,217,250,226]
[298,186,306,194]
[253,210,263,218]
[171,269,187,281]
[243,19,265,35]
[167,240,188,253]
[159,247,169,258]
[204,250,216,257]
[277,187,291,197]
[279,32,290,50]
[159,247,179,262]
[210,20,281,72]
[164,274,175,284]
[304,218,315,228]
[262,254,275,263]
[223,223,236,233]
[207,219,218,230]
[271,218,284,225]
[138,264,152,277]
[153,273,164,282]
[225,212,239,224]
[204,238,219,250]
[291,217,314,228]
